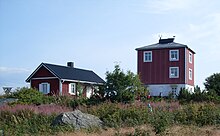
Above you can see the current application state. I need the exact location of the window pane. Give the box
[170,50,179,61]
[71,84,75,93]
[144,51,152,62]
[69,83,76,94]
[170,67,179,78]
[43,84,47,94]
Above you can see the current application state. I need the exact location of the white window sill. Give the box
[69,93,76,95]
[170,59,179,61]
[144,60,152,62]
[169,76,179,78]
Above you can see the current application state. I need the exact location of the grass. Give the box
[1,99,220,135]
[56,125,220,136]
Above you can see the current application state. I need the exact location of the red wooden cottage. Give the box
[136,38,195,97]
[26,62,105,98]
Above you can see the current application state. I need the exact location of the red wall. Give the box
[29,65,95,97]
[137,48,186,84]
[31,79,60,95]
[32,66,55,78]
[62,81,87,97]
[30,66,59,95]
[186,49,195,86]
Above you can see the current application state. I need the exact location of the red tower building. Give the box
[136,38,195,97]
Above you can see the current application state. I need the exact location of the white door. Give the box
[86,86,92,98]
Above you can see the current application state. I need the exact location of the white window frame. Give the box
[189,52,192,63]
[143,51,152,62]
[39,82,50,94]
[171,87,177,98]
[189,68,192,80]
[69,83,76,95]
[169,50,179,61]
[169,67,179,78]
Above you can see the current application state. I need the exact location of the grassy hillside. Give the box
[0,88,220,136]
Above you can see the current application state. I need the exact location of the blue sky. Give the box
[0,0,220,94]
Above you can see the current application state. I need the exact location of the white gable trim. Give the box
[26,63,59,82]
[31,77,58,80]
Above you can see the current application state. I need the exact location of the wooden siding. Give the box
[137,48,186,85]
[186,49,195,86]
[32,66,55,78]
[62,81,87,97]
[31,79,60,95]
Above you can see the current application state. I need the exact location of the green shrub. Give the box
[70,97,87,109]
[12,87,44,105]
[120,108,148,126]
[149,111,173,134]
[174,103,220,126]
[178,88,191,101]
[196,103,219,126]
[121,91,135,103]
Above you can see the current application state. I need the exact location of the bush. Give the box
[174,103,220,126]
[150,111,173,134]
[196,103,219,126]
[178,87,220,104]
[178,88,191,102]
[12,87,44,105]
[105,65,147,103]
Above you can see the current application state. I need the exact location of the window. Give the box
[189,68,192,80]
[39,83,50,94]
[189,52,192,63]
[169,50,179,61]
[69,83,76,95]
[169,67,179,78]
[143,51,152,62]
[171,87,177,98]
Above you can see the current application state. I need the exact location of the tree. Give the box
[204,73,220,96]
[105,65,147,102]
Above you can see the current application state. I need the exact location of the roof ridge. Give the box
[43,63,93,72]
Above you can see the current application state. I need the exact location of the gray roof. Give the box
[136,42,195,54]
[26,63,105,84]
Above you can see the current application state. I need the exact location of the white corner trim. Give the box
[59,79,62,95]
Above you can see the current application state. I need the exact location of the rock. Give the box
[52,110,103,129]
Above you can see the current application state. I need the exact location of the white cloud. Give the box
[0,67,31,74]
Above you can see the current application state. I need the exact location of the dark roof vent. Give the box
[67,62,74,68]
[159,38,174,44]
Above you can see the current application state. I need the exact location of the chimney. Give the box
[159,38,174,44]
[67,62,74,68]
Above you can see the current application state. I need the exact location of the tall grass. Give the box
[78,101,220,134]
[0,104,72,115]
[0,104,73,135]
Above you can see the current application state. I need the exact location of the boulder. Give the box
[52,110,103,129]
